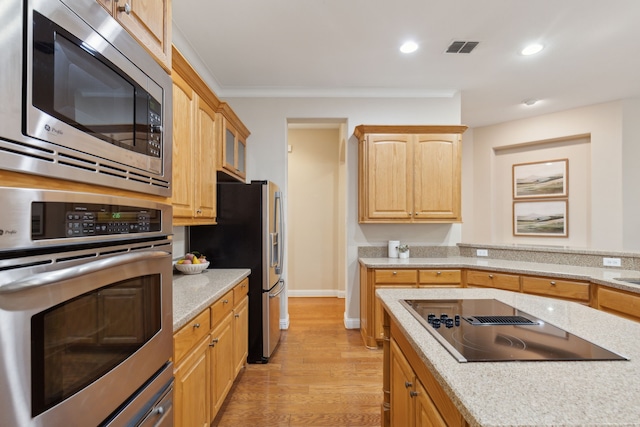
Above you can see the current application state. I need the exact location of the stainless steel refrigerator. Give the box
[189,180,284,363]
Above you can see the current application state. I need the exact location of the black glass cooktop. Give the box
[401,299,628,363]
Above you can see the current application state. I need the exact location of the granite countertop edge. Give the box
[172,268,251,332]
[377,287,640,427]
[359,256,640,294]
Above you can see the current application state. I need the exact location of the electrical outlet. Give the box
[603,257,622,267]
[476,249,488,257]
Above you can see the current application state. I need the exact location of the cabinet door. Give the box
[114,0,171,70]
[174,336,210,427]
[171,74,195,218]
[233,295,249,376]
[194,98,217,219]
[365,134,413,220]
[96,0,113,13]
[414,379,448,427]
[390,339,415,427]
[209,311,234,421]
[413,134,461,221]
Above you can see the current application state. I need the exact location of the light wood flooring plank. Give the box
[213,297,383,427]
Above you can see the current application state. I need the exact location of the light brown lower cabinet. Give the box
[596,286,640,322]
[361,267,462,348]
[173,278,249,426]
[387,318,467,427]
[521,275,590,304]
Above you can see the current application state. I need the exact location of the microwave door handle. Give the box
[0,250,171,294]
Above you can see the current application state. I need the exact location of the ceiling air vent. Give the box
[446,41,479,54]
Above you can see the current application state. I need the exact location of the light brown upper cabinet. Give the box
[355,125,467,223]
[97,0,172,72]
[171,47,220,226]
[217,103,250,182]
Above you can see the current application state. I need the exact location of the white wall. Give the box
[226,96,462,326]
[468,99,640,251]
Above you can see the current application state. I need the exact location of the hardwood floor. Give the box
[213,297,383,427]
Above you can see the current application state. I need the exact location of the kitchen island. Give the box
[378,287,640,427]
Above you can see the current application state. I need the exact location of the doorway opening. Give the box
[286,119,347,298]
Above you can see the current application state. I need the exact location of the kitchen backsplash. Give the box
[359,243,640,270]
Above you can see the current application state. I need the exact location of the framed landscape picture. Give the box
[513,200,568,237]
[513,159,568,199]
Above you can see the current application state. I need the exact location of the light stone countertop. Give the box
[172,268,250,331]
[359,256,640,294]
[378,287,640,427]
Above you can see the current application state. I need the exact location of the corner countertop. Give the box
[172,268,250,332]
[359,256,640,294]
[378,287,640,427]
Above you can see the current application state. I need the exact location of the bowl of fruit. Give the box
[175,252,209,274]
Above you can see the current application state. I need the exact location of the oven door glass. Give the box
[30,274,161,417]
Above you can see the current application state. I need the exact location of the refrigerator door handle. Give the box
[270,232,279,268]
[269,279,285,298]
[275,191,284,275]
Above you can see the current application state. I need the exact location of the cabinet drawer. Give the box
[522,276,590,302]
[419,269,461,285]
[173,308,211,364]
[233,278,249,305]
[375,269,417,284]
[211,289,234,326]
[466,270,520,291]
[597,287,640,321]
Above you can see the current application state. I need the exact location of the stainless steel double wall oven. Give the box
[0,0,175,425]
[0,188,174,426]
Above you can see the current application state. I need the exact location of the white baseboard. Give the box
[280,313,290,330]
[344,314,360,329]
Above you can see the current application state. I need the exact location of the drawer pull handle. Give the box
[410,391,419,397]
[235,313,240,318]
[193,323,200,328]
[209,338,219,347]
[392,271,397,275]
[404,381,413,388]
[436,271,441,275]
[550,281,556,286]
[488,274,494,279]
[223,299,229,304]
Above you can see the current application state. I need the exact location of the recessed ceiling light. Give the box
[521,43,544,56]
[522,98,539,106]
[400,41,419,54]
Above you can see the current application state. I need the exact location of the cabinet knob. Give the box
[193,323,200,329]
[209,338,219,347]
[235,313,240,318]
[488,274,494,279]
[223,299,229,304]
[436,271,442,275]
[196,209,202,214]
[392,271,397,275]
[117,2,131,14]
[550,281,556,286]
[404,381,413,388]
[410,391,419,397]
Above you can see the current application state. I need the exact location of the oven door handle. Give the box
[0,250,171,294]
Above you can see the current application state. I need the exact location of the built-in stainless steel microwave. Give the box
[0,0,172,197]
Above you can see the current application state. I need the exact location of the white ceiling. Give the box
[172,0,640,127]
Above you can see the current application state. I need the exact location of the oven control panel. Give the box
[65,211,153,237]
[32,201,161,240]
